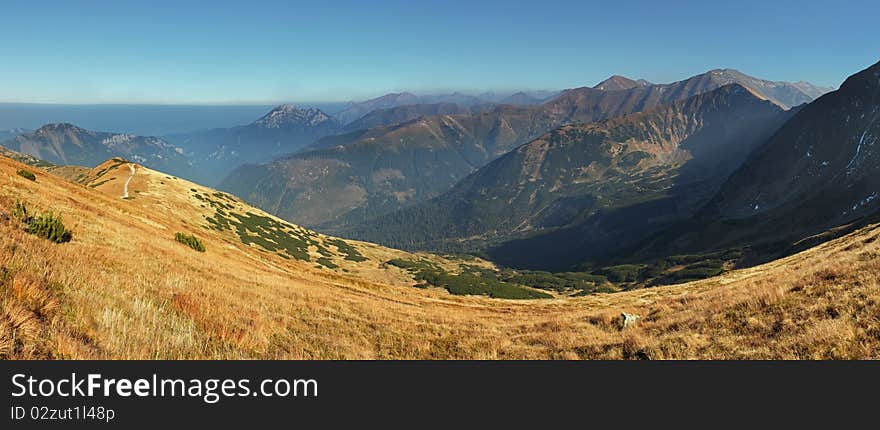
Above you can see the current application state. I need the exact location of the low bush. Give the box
[175,232,206,252]
[316,257,339,269]
[26,212,72,243]
[419,270,551,299]
[10,201,72,243]
[505,270,609,293]
[596,264,644,283]
[16,169,36,181]
[389,259,551,299]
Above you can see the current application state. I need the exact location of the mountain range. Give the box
[333,90,559,125]
[3,59,880,360]
[344,84,796,269]
[220,68,831,231]
[1,123,192,176]
[631,59,880,264]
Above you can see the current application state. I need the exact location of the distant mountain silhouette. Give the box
[4,123,192,176]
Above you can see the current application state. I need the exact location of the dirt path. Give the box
[122,163,135,199]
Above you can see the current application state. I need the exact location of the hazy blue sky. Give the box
[1,0,877,104]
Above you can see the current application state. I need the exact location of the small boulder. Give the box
[620,312,640,330]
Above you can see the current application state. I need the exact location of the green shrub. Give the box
[10,201,72,243]
[26,212,72,243]
[16,169,36,181]
[175,232,206,252]
[596,264,644,283]
[326,238,368,262]
[389,259,551,299]
[316,257,339,269]
[419,270,551,299]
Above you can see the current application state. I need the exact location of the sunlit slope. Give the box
[0,144,90,182]
[1,153,878,359]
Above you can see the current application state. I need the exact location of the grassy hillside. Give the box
[0,144,90,182]
[1,153,878,359]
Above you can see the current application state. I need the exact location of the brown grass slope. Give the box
[1,154,878,359]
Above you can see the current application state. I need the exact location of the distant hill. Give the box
[419,92,486,106]
[500,92,544,105]
[334,91,558,125]
[334,92,422,125]
[344,85,794,269]
[221,68,827,230]
[3,123,193,177]
[339,103,481,134]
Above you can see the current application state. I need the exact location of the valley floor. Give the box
[1,155,878,359]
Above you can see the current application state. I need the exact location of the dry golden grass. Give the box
[1,154,878,359]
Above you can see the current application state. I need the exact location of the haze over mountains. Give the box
[0,103,286,136]
[161,104,342,184]
[339,103,489,134]
[333,91,557,125]
[4,123,192,176]
[0,90,560,186]
[221,68,831,232]
[0,127,30,141]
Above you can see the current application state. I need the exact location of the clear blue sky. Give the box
[1,0,877,104]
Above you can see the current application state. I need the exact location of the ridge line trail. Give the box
[122,163,136,199]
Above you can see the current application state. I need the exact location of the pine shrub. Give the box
[26,212,72,243]
[175,232,206,252]
[16,169,36,181]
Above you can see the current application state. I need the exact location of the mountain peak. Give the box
[593,75,651,91]
[274,103,299,112]
[254,105,336,129]
[35,123,88,134]
[681,68,832,109]
[708,68,742,74]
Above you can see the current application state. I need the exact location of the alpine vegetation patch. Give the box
[16,169,36,181]
[175,232,206,252]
